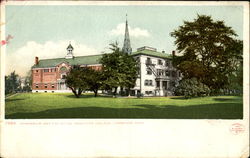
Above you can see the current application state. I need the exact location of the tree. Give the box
[22,71,32,92]
[120,52,138,96]
[171,15,242,92]
[100,42,137,96]
[5,71,21,94]
[175,78,210,98]
[84,68,104,97]
[65,65,88,98]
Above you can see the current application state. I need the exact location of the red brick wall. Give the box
[32,68,58,90]
[32,83,57,90]
[32,64,103,90]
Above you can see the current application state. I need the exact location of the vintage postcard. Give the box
[0,1,249,158]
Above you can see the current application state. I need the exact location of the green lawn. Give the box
[5,93,243,119]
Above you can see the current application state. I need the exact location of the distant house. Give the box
[31,17,181,96]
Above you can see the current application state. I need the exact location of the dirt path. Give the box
[5,93,19,99]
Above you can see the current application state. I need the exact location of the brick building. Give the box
[32,44,102,92]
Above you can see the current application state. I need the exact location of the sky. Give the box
[5,4,243,76]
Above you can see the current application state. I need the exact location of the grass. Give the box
[5,93,243,119]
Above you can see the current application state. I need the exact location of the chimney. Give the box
[35,57,39,65]
[172,50,175,56]
[162,50,165,53]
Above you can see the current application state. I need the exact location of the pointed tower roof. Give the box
[65,42,74,59]
[67,42,74,50]
[122,14,132,54]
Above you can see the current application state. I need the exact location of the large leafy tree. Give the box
[65,65,88,98]
[65,65,104,98]
[5,71,21,94]
[100,42,137,96]
[171,15,242,92]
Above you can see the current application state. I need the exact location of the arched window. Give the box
[60,66,67,72]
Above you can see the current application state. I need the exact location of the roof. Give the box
[67,43,74,50]
[32,54,103,68]
[131,49,172,59]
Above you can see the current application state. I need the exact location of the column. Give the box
[159,80,163,96]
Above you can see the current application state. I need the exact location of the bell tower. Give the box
[122,14,132,54]
[65,42,74,59]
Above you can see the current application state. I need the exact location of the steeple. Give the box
[122,14,132,54]
[65,41,74,59]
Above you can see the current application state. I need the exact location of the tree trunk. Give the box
[113,87,118,97]
[94,89,98,97]
[128,87,131,97]
[77,88,82,97]
[72,89,79,98]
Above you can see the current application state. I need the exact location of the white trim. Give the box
[32,90,71,93]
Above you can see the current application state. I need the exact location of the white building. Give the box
[129,46,181,96]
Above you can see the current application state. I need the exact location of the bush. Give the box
[175,78,210,98]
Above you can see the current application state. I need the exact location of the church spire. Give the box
[122,14,132,54]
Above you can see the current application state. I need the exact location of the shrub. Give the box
[175,78,210,98]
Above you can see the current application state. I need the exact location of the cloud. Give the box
[6,40,99,77]
[109,23,150,38]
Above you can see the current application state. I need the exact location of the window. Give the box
[45,84,47,88]
[158,59,163,65]
[163,81,168,90]
[52,84,55,88]
[35,84,39,88]
[165,61,169,67]
[60,66,67,72]
[149,80,153,86]
[157,69,164,76]
[51,68,57,72]
[165,70,170,77]
[156,81,160,87]
[62,75,66,79]
[44,69,49,72]
[36,70,39,73]
[147,68,152,75]
[145,80,153,86]
[136,57,140,62]
[137,67,140,75]
[146,58,152,65]
[145,91,153,95]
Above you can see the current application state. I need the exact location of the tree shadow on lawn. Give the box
[213,98,242,102]
[6,102,243,119]
[171,96,242,101]
[66,94,113,98]
[5,98,25,102]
